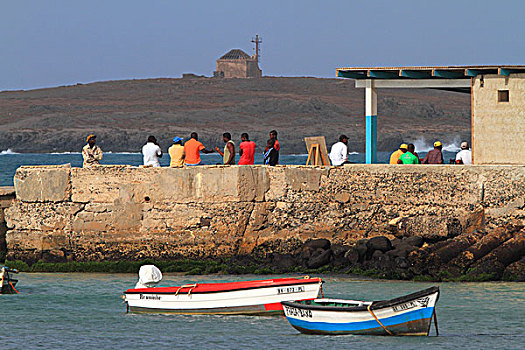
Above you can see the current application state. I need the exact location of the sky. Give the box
[1,0,524,91]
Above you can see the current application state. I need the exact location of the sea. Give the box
[1,274,523,349]
[0,140,462,187]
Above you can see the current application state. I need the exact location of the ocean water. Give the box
[0,150,460,186]
[0,273,523,349]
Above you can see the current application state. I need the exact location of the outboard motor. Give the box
[135,265,163,289]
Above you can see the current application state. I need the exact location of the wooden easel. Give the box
[306,143,328,165]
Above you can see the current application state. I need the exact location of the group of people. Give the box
[389,141,472,165]
[82,132,473,168]
[81,131,281,168]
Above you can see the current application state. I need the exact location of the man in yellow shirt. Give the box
[168,137,185,167]
[389,143,408,164]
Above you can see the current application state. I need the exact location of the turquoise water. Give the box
[0,150,461,186]
[1,273,523,349]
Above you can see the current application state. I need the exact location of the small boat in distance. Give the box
[282,286,439,336]
[123,265,322,315]
[1,266,19,294]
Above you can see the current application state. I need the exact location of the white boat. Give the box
[282,286,440,336]
[123,265,323,315]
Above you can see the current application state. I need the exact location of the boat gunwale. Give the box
[124,277,322,295]
[282,286,439,312]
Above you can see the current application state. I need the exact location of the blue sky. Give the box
[1,0,524,90]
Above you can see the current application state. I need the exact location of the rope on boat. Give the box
[433,309,439,336]
[367,304,393,336]
[9,281,19,294]
[175,284,197,296]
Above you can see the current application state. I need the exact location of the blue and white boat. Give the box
[282,286,439,336]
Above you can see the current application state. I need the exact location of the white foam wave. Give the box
[50,152,81,155]
[0,149,18,155]
[412,137,462,153]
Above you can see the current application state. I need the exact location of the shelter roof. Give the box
[336,65,525,79]
[219,49,251,60]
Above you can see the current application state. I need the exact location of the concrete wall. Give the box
[0,186,15,259]
[216,59,261,78]
[4,164,525,263]
[473,73,525,164]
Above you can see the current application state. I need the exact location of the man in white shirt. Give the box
[329,134,350,166]
[455,141,472,165]
[142,135,163,167]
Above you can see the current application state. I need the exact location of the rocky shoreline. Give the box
[7,223,524,282]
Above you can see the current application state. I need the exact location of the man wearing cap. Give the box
[455,141,472,165]
[168,136,185,167]
[398,143,420,164]
[422,141,444,164]
[389,144,407,164]
[329,134,350,166]
[82,134,103,167]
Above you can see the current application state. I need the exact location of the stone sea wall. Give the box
[4,164,525,280]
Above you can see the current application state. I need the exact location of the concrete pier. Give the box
[3,164,524,265]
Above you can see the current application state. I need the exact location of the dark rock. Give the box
[304,238,331,250]
[366,236,393,254]
[403,236,424,247]
[391,238,402,248]
[371,250,384,259]
[331,244,351,267]
[307,248,332,269]
[331,244,351,257]
[447,218,463,238]
[503,258,525,282]
[344,248,360,265]
[386,244,418,259]
[271,253,297,270]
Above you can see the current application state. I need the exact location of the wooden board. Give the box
[304,136,331,166]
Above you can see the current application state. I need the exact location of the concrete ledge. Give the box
[14,164,71,202]
[5,164,525,262]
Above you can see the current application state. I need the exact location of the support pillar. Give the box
[365,79,377,164]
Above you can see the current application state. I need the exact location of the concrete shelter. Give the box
[336,65,525,165]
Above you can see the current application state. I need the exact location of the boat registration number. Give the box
[277,286,305,294]
[283,305,312,318]
[392,297,430,312]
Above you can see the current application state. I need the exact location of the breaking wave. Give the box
[0,149,18,155]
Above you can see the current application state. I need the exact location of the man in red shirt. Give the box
[238,133,256,165]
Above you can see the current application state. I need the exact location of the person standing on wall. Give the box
[168,136,185,167]
[390,144,407,164]
[142,135,162,167]
[455,141,472,164]
[215,132,236,165]
[82,134,103,167]
[184,132,214,166]
[329,134,351,166]
[238,133,256,165]
[422,141,444,164]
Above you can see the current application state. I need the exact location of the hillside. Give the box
[0,76,470,154]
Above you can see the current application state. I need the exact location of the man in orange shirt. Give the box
[184,132,214,166]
